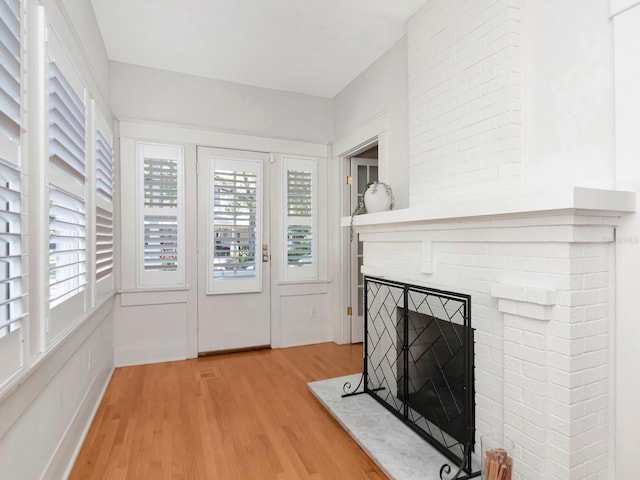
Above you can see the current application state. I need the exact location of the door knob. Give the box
[262,244,269,262]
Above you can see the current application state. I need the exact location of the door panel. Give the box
[197,147,270,352]
[350,157,378,343]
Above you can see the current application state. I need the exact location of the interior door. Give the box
[197,146,271,353]
[350,157,378,343]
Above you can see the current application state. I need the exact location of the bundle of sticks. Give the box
[484,447,513,480]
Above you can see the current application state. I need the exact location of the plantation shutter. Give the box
[48,61,85,183]
[143,157,178,271]
[212,169,258,278]
[95,130,113,202]
[207,155,263,294]
[48,188,86,307]
[95,206,112,280]
[95,126,113,286]
[48,57,87,312]
[0,0,25,388]
[282,157,316,281]
[286,169,313,268]
[143,215,178,271]
[137,143,184,287]
[0,162,23,337]
[0,0,20,145]
[0,0,22,341]
[287,170,312,217]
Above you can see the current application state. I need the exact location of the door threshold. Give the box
[198,344,271,357]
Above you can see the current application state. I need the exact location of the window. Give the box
[47,34,88,341]
[137,143,184,286]
[282,156,316,281]
[95,120,113,298]
[0,0,25,387]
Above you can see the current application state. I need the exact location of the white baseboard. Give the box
[114,344,187,367]
[41,366,114,480]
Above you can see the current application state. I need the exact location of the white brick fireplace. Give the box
[333,0,640,477]
[346,188,634,479]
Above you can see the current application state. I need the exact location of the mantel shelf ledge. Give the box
[341,187,636,228]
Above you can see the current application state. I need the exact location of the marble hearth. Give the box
[308,374,473,479]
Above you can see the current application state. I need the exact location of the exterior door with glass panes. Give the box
[197,147,270,353]
[350,158,378,343]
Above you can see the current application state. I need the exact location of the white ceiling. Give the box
[90,0,428,98]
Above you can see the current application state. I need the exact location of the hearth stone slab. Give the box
[308,374,464,480]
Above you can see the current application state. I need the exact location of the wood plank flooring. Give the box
[70,343,387,479]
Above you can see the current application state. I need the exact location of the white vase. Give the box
[364,183,392,213]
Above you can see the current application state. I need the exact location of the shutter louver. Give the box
[138,144,184,286]
[95,126,113,286]
[144,158,177,208]
[49,187,86,307]
[213,169,257,278]
[96,129,112,202]
[287,225,312,267]
[0,161,22,336]
[48,56,86,310]
[96,206,112,280]
[144,215,177,271]
[286,167,313,269]
[0,0,21,338]
[287,170,312,217]
[0,0,20,142]
[48,61,85,184]
[282,158,316,280]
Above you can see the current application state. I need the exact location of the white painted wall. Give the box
[332,37,409,209]
[111,61,333,144]
[0,1,115,478]
[329,37,409,344]
[611,2,640,477]
[0,307,113,480]
[522,0,615,192]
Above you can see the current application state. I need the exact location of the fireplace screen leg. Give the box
[342,374,384,398]
[439,441,481,480]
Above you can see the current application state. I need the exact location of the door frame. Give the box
[334,112,389,344]
[349,156,378,343]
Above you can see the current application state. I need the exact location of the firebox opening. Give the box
[396,307,470,446]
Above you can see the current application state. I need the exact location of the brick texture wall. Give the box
[358,214,612,479]
[407,0,522,206]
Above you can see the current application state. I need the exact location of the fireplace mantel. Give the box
[341,187,636,228]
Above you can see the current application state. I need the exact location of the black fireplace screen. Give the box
[362,276,476,476]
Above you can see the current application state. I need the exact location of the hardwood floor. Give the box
[70,343,387,479]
